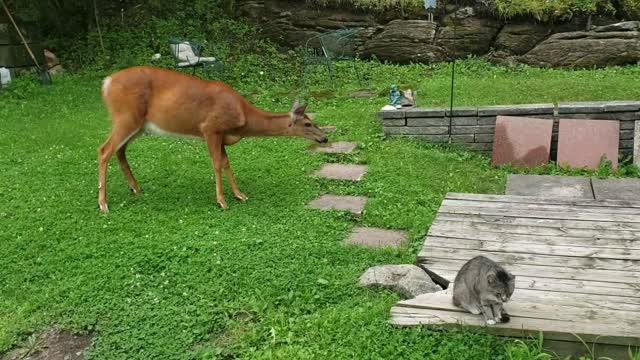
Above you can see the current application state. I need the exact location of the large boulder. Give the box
[362,20,447,63]
[437,16,501,57]
[520,29,640,67]
[494,23,552,55]
[359,264,442,298]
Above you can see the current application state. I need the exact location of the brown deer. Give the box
[98,66,327,212]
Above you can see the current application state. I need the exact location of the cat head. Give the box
[486,270,516,302]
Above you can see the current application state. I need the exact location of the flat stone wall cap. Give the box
[377,110,405,119]
[404,108,447,117]
[603,101,640,112]
[478,104,554,116]
[557,102,607,114]
[445,106,477,116]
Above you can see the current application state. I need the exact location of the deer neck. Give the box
[243,108,292,136]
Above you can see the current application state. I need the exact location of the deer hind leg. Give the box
[97,119,141,213]
[116,139,142,194]
[205,133,228,209]
[221,145,247,202]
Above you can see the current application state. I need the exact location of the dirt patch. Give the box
[1,328,94,360]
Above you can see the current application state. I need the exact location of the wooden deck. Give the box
[391,193,640,358]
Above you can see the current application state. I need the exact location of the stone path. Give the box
[314,163,368,181]
[309,141,356,154]
[346,227,407,248]
[307,194,367,216]
[506,174,640,201]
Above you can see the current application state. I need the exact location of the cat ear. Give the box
[487,273,496,284]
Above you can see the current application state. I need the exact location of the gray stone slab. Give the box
[635,121,640,168]
[346,227,408,248]
[445,107,477,116]
[405,108,447,117]
[377,110,404,119]
[314,163,368,181]
[348,90,376,98]
[557,102,606,114]
[591,177,640,201]
[505,174,594,199]
[477,104,554,116]
[307,194,367,215]
[309,141,357,154]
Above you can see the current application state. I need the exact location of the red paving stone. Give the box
[491,116,553,167]
[557,119,620,170]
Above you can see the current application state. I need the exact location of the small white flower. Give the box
[259,71,264,75]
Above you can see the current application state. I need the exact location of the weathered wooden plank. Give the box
[434,213,640,231]
[396,293,640,324]
[418,247,639,271]
[430,269,640,298]
[439,205,640,223]
[419,258,640,284]
[430,219,640,240]
[445,192,640,209]
[444,198,640,216]
[390,306,640,346]
[426,236,640,259]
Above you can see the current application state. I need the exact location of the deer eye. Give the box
[304,123,312,127]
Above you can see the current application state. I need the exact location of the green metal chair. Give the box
[301,28,364,88]
[168,37,224,79]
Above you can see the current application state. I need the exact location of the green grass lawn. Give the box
[1,60,639,359]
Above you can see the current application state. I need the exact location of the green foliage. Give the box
[2,54,640,359]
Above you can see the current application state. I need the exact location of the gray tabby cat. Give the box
[452,255,516,325]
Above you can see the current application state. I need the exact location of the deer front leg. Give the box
[205,133,228,209]
[221,146,248,202]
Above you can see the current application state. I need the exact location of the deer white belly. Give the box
[143,122,201,140]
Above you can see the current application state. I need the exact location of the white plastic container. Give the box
[0,67,10,88]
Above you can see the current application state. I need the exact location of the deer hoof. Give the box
[129,187,141,195]
[217,200,229,210]
[234,192,248,201]
[99,203,109,213]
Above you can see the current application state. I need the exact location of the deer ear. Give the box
[290,97,307,123]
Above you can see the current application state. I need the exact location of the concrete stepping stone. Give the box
[307,194,367,216]
[309,141,357,154]
[506,174,594,199]
[591,177,640,201]
[314,163,368,181]
[491,116,553,168]
[557,118,620,170]
[346,227,408,248]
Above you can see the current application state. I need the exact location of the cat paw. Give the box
[486,319,496,325]
[469,308,481,315]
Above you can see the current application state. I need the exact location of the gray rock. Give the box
[359,264,442,298]
[594,21,640,32]
[437,17,501,57]
[494,23,552,55]
[362,20,446,64]
[521,31,640,68]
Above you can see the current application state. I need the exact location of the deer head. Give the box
[289,98,328,143]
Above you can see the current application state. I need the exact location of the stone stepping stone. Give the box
[491,116,553,168]
[346,227,407,248]
[557,118,620,170]
[506,174,594,199]
[307,194,367,216]
[314,163,368,181]
[309,141,357,154]
[319,125,337,133]
[591,177,640,201]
